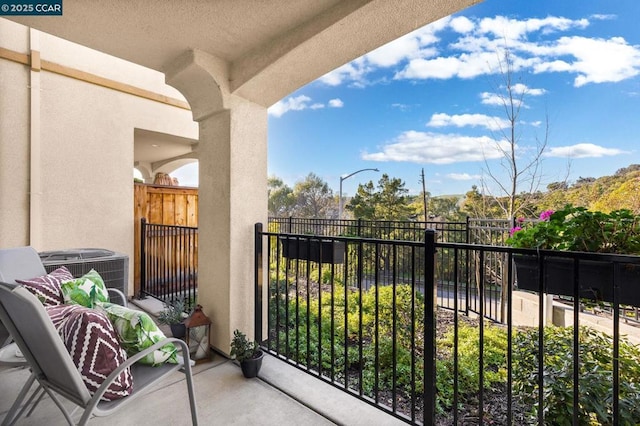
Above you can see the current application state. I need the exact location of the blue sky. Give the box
[175,0,640,198]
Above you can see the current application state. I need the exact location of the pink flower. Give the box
[516,217,525,223]
[509,226,522,236]
[539,210,554,221]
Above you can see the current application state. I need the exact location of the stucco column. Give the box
[165,50,268,354]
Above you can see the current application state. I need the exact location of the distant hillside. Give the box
[537,164,640,213]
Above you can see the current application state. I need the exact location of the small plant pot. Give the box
[170,323,186,339]
[240,350,264,378]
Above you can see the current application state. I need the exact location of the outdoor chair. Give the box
[0,281,198,425]
[0,246,127,346]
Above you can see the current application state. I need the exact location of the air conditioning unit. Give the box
[39,248,129,297]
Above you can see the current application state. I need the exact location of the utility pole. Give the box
[420,168,428,222]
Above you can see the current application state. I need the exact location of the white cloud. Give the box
[533,36,640,86]
[365,33,426,67]
[318,18,449,86]
[450,16,475,34]
[268,95,312,117]
[544,143,627,158]
[480,83,546,107]
[361,131,509,164]
[395,51,503,80]
[590,14,616,21]
[391,103,412,111]
[317,13,640,89]
[427,113,510,131]
[319,60,371,87]
[447,172,482,180]
[480,92,503,106]
[268,95,342,117]
[477,16,588,41]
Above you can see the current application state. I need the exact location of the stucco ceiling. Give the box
[134,129,197,165]
[9,0,481,107]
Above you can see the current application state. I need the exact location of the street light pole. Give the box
[338,168,379,219]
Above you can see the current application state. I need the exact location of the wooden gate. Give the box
[134,183,198,296]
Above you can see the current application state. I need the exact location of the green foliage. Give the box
[293,173,335,218]
[507,204,640,254]
[230,329,260,362]
[271,278,640,422]
[157,297,186,325]
[513,326,640,425]
[347,174,413,221]
[436,323,508,412]
[470,164,640,219]
[461,185,506,219]
[268,176,295,217]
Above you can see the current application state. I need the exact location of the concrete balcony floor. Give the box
[1,352,406,425]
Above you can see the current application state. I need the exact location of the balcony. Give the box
[8,218,639,425]
[1,352,406,425]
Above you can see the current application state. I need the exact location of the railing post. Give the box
[423,229,437,424]
[255,223,264,343]
[288,216,293,233]
[139,218,147,299]
[465,216,470,244]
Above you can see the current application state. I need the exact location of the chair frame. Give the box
[0,282,198,425]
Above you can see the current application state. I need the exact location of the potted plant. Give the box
[507,205,640,305]
[230,329,264,378]
[157,298,187,338]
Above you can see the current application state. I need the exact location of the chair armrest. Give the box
[107,288,127,307]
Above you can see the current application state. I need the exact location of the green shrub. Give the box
[513,326,640,425]
[270,276,640,424]
[436,323,508,412]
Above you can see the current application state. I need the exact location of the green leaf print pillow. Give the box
[95,302,178,366]
[60,269,109,308]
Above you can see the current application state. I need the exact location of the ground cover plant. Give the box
[268,279,640,425]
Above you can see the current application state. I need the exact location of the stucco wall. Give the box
[0,58,30,247]
[0,18,198,294]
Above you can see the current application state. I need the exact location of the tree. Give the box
[593,178,640,214]
[481,49,550,220]
[461,185,503,219]
[292,173,335,218]
[409,194,464,221]
[347,174,413,221]
[268,176,295,217]
[430,196,465,221]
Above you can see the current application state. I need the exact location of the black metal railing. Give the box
[140,218,198,308]
[255,224,640,425]
[268,216,469,243]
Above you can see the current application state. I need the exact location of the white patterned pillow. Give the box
[16,266,73,306]
[95,302,178,366]
[46,304,133,401]
[60,269,109,308]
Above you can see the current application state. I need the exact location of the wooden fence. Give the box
[133,183,198,296]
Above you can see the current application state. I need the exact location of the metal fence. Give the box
[255,224,640,425]
[139,218,198,308]
[268,216,469,243]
